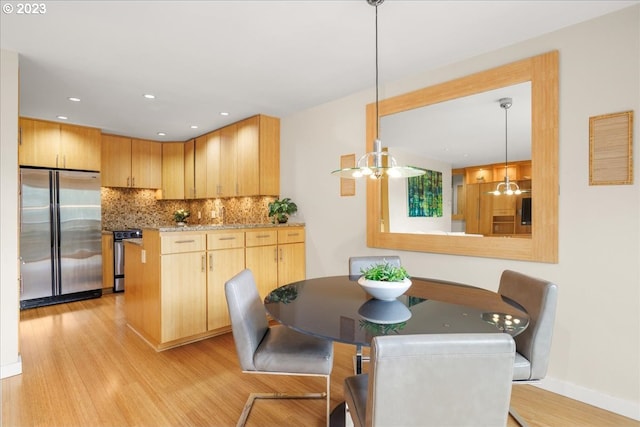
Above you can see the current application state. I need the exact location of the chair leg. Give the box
[352,345,370,374]
[508,406,530,427]
[237,392,327,427]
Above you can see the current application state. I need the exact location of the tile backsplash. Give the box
[101,187,277,230]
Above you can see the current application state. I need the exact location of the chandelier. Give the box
[331,0,425,180]
[493,97,521,196]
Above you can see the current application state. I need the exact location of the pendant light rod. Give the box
[372,0,381,139]
[331,0,425,179]
[501,97,512,179]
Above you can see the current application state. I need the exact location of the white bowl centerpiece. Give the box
[357,262,412,301]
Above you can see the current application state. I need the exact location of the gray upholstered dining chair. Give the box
[348,255,401,276]
[344,333,516,427]
[225,269,334,427]
[498,270,559,427]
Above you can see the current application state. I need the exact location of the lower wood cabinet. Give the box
[246,227,305,300]
[206,231,245,331]
[125,226,305,351]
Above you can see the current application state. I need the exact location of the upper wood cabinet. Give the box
[161,142,185,199]
[101,134,162,188]
[19,117,101,171]
[183,139,195,198]
[219,123,238,197]
[181,115,279,199]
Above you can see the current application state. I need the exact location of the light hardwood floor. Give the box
[2,293,638,427]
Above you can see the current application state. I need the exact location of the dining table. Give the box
[264,275,529,373]
[264,275,529,427]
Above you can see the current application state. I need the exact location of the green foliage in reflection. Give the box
[359,320,407,335]
[265,285,298,304]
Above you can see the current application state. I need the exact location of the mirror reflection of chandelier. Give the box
[331,0,425,180]
[493,97,522,196]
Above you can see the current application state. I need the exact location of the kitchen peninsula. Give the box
[124,223,305,351]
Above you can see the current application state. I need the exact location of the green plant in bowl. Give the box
[358,262,412,301]
[361,262,409,282]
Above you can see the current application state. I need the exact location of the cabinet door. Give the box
[236,116,260,196]
[161,142,185,199]
[219,124,237,197]
[60,123,101,171]
[131,138,162,188]
[183,139,195,198]
[245,245,278,301]
[101,234,114,290]
[19,118,61,168]
[478,182,494,235]
[194,136,208,199]
[278,242,305,287]
[101,134,132,187]
[206,131,221,197]
[465,184,480,234]
[258,115,280,196]
[161,251,207,342]
[207,248,244,331]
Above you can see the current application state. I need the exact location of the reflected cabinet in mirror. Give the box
[366,51,558,263]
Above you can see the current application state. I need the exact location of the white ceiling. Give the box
[2,0,637,144]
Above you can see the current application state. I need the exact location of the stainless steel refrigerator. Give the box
[19,168,102,309]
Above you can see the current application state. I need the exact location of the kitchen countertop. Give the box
[146,222,305,232]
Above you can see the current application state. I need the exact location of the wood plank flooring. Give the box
[2,293,638,427]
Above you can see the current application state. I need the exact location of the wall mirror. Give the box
[365,51,558,263]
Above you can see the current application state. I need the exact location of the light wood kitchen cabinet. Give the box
[204,131,221,198]
[464,182,493,235]
[131,138,162,188]
[205,115,280,198]
[183,139,195,198]
[276,228,306,286]
[101,234,114,292]
[245,229,278,299]
[126,225,303,351]
[219,123,238,197]
[193,135,208,199]
[245,227,305,300]
[160,233,207,342]
[101,135,161,188]
[161,142,185,199]
[206,230,245,331]
[19,117,101,171]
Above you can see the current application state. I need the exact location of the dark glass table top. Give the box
[264,275,529,347]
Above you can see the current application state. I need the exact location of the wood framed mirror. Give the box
[366,51,558,263]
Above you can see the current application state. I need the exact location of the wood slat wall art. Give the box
[589,110,634,185]
[340,154,356,196]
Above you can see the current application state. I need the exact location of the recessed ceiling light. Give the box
[190,125,198,129]
[220,112,229,116]
[57,115,68,120]
[143,94,155,99]
[68,97,81,102]
[157,132,166,136]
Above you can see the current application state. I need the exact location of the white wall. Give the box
[1,49,22,378]
[282,6,639,420]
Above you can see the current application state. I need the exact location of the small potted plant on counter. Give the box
[357,262,412,301]
[268,197,298,224]
[173,209,190,226]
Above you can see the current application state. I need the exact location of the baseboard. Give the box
[1,354,22,379]
[534,376,640,421]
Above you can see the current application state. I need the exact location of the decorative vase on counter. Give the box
[176,221,186,227]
